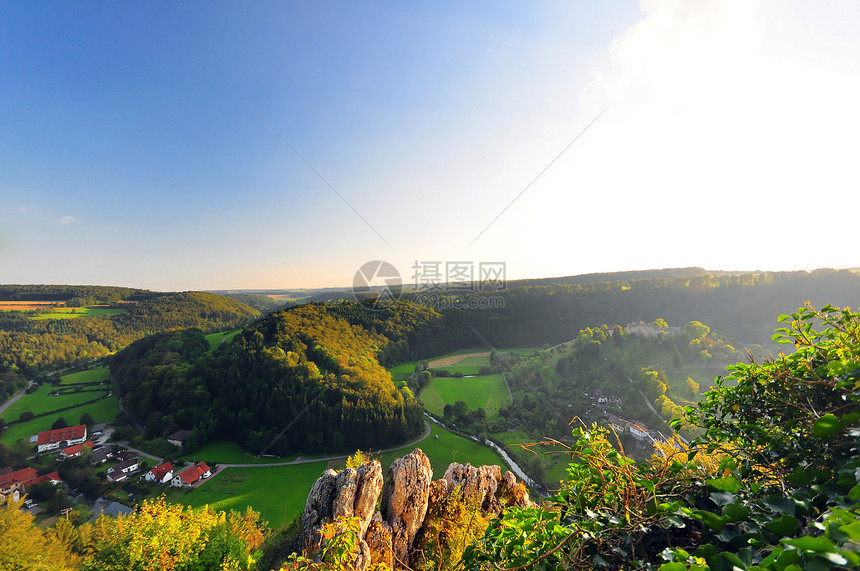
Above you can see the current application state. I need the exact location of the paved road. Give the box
[115,442,164,463]
[0,382,32,416]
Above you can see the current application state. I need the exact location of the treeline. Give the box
[0,290,259,374]
[0,284,154,306]
[111,302,431,455]
[399,268,860,357]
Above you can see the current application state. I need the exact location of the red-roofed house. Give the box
[0,467,38,501]
[170,462,211,488]
[59,440,94,460]
[37,425,87,453]
[145,462,174,484]
[31,471,62,486]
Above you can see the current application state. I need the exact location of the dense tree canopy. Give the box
[112,302,431,454]
[0,288,259,372]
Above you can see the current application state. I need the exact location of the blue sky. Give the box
[2,1,858,290]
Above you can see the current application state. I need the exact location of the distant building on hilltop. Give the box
[625,320,681,338]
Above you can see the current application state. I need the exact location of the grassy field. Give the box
[168,461,329,528]
[420,374,510,419]
[172,422,512,528]
[1,368,115,444]
[181,440,293,465]
[329,423,510,486]
[389,347,540,382]
[205,329,243,351]
[3,383,105,419]
[57,367,110,385]
[492,429,571,490]
[29,307,126,319]
[0,394,119,444]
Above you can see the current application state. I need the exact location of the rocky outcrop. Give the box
[300,460,383,552]
[297,449,533,570]
[381,448,434,566]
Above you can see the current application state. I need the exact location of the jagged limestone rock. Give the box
[442,462,502,514]
[296,450,533,570]
[299,468,338,549]
[381,448,433,567]
[499,469,534,508]
[300,460,383,553]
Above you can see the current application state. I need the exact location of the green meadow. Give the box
[29,307,126,319]
[205,329,243,351]
[0,367,116,444]
[56,367,110,385]
[181,439,292,465]
[420,374,510,419]
[172,461,329,528]
[0,394,119,444]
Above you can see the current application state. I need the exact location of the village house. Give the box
[167,429,189,447]
[59,440,94,460]
[31,471,62,487]
[144,462,174,484]
[607,414,651,440]
[170,462,211,488]
[90,422,107,436]
[36,424,88,453]
[0,467,37,501]
[90,446,114,465]
[106,459,140,483]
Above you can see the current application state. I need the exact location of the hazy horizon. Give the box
[3,1,859,290]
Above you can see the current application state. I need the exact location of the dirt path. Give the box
[428,352,490,368]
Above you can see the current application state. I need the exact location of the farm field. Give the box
[3,383,104,419]
[420,374,510,419]
[0,394,119,444]
[0,301,59,311]
[181,439,293,465]
[389,347,540,381]
[205,329,243,351]
[56,367,110,385]
[174,423,512,528]
[169,461,329,528]
[0,367,115,444]
[29,307,125,319]
[373,423,508,479]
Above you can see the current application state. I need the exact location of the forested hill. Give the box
[0,288,259,372]
[403,268,860,357]
[111,301,439,454]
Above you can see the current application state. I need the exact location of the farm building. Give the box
[37,425,88,453]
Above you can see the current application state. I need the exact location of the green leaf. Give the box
[723,502,750,523]
[782,535,837,552]
[813,413,841,439]
[659,564,687,571]
[710,491,737,506]
[707,476,742,493]
[764,515,799,536]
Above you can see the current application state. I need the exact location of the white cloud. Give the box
[59,216,76,224]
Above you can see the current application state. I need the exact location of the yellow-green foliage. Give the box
[0,497,80,571]
[75,496,266,571]
[280,517,389,571]
[413,488,489,571]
